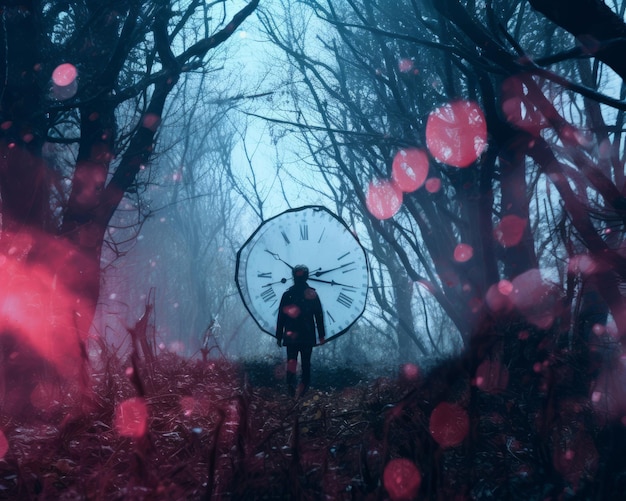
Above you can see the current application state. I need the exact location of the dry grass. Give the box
[1,348,626,500]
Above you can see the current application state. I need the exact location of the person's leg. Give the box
[300,346,313,391]
[286,346,298,396]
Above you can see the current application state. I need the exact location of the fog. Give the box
[2,0,626,498]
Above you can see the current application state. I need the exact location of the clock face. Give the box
[235,206,369,340]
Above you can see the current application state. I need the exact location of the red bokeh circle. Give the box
[494,215,526,248]
[426,100,487,167]
[429,402,469,448]
[114,397,149,438]
[52,63,78,87]
[453,243,474,263]
[383,458,422,501]
[392,148,429,193]
[366,178,403,220]
[425,177,441,193]
[501,75,547,136]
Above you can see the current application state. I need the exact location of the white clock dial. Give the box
[235,206,369,340]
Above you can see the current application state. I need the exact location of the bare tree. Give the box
[259,0,626,358]
[0,0,259,405]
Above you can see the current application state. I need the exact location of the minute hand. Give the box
[308,277,357,289]
[264,249,294,270]
[313,261,355,277]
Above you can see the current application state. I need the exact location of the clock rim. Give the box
[235,205,369,343]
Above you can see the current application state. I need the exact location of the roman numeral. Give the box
[257,271,272,279]
[300,224,308,240]
[337,292,353,308]
[281,230,290,244]
[261,287,277,303]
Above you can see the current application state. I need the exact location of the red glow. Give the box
[383,458,422,501]
[568,254,598,275]
[114,398,149,438]
[142,113,161,131]
[453,243,473,262]
[494,215,526,247]
[425,100,487,167]
[398,58,414,73]
[401,363,420,380]
[485,283,512,313]
[52,63,77,86]
[0,232,90,379]
[429,402,469,448]
[501,76,547,136]
[425,177,441,193]
[497,279,513,296]
[475,359,509,394]
[591,362,626,422]
[392,148,429,192]
[510,269,558,329]
[0,430,8,459]
[366,179,403,220]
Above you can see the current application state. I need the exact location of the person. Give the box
[276,265,326,397]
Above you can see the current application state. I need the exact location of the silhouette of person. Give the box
[276,265,326,397]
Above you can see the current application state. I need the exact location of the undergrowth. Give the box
[1,350,626,500]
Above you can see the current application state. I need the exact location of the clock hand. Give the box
[313,261,356,277]
[264,249,294,270]
[308,277,357,289]
[262,277,291,287]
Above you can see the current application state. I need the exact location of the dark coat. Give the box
[275,283,326,347]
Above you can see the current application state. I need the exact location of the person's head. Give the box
[292,265,309,285]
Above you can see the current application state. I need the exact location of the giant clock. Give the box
[235,206,368,341]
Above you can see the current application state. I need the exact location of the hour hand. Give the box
[262,277,291,287]
[264,249,293,270]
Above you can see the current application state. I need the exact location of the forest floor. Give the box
[0,352,624,500]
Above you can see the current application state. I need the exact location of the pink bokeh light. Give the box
[485,282,513,313]
[453,243,474,263]
[426,100,487,167]
[425,177,441,193]
[510,269,559,329]
[429,401,469,448]
[391,148,429,193]
[383,458,422,501]
[398,58,414,73]
[494,215,526,248]
[142,113,161,131]
[0,232,90,379]
[365,178,403,220]
[501,76,547,136]
[52,63,77,87]
[114,397,149,438]
[401,363,420,381]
